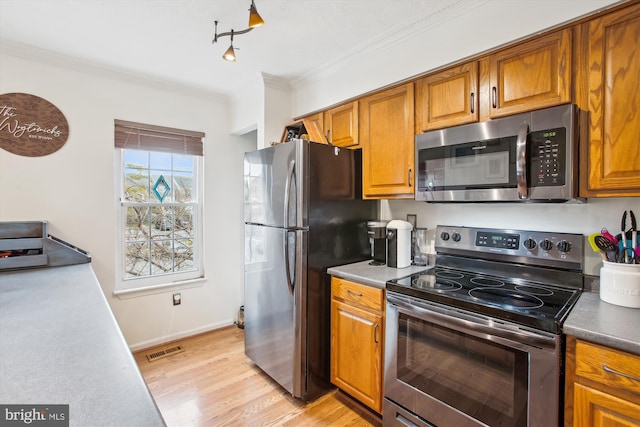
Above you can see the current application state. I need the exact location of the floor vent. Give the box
[146,345,184,362]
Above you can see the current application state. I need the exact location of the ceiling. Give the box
[0,0,467,97]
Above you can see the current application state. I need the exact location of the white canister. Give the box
[599,261,640,308]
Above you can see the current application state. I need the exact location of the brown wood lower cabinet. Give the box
[330,277,384,414]
[565,336,640,426]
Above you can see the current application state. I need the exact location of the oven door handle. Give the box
[387,293,558,351]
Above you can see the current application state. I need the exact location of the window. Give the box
[114,120,205,293]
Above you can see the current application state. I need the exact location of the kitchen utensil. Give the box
[594,235,618,262]
[630,211,637,263]
[621,210,637,263]
[600,228,618,244]
[588,233,608,260]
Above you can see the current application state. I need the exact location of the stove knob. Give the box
[523,238,537,250]
[557,240,572,253]
[440,232,450,241]
[540,239,554,251]
[451,232,461,242]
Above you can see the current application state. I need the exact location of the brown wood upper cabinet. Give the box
[415,61,479,133]
[324,101,359,148]
[299,112,324,140]
[579,3,640,197]
[360,83,415,199]
[481,28,572,120]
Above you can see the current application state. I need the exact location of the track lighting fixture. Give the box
[222,30,236,62]
[213,1,264,62]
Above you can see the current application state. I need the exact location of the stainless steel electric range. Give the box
[384,225,583,427]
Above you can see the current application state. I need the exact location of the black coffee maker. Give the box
[367,221,388,265]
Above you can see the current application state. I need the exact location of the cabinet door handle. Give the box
[326,130,331,144]
[603,364,640,382]
[492,86,497,108]
[470,92,475,114]
[374,323,379,344]
[347,289,363,298]
[408,169,412,187]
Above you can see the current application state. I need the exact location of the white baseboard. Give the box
[128,320,236,352]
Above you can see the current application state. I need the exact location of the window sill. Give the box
[113,277,206,299]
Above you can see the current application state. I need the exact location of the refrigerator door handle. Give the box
[284,230,295,294]
[284,159,295,228]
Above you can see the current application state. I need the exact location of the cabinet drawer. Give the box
[331,277,383,312]
[575,340,640,395]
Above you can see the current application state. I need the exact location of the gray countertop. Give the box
[328,260,431,288]
[0,264,165,426]
[563,292,640,355]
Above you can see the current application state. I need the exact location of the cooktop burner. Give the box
[388,266,580,333]
[386,225,585,334]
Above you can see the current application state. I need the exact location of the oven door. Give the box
[384,292,562,427]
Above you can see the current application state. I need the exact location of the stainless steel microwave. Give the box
[415,104,583,202]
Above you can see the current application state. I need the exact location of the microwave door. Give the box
[417,136,517,202]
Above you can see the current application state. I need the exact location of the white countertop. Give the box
[328,260,431,288]
[0,264,165,426]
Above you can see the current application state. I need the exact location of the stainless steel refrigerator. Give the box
[243,139,376,401]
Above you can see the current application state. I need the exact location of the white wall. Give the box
[0,53,256,350]
[291,0,623,115]
[382,198,640,277]
[229,74,262,136]
[262,74,293,149]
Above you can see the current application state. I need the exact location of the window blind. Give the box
[114,119,204,156]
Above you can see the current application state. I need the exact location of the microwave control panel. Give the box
[529,127,566,187]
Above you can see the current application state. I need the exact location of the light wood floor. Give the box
[134,326,382,427]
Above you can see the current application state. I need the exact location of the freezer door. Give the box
[243,140,305,229]
[244,224,307,397]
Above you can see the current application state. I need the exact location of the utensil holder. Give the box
[600,261,640,308]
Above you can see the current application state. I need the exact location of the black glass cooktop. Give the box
[386,266,581,334]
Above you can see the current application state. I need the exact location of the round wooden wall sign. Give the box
[0,93,70,157]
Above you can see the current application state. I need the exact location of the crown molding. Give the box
[0,39,230,102]
[261,72,291,91]
[290,0,489,90]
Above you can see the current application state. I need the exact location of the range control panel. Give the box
[436,225,583,270]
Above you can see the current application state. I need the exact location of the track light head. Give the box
[248,0,264,28]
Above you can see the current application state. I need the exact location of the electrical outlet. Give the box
[173,292,181,306]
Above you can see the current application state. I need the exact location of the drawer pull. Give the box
[347,290,363,298]
[603,364,640,382]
